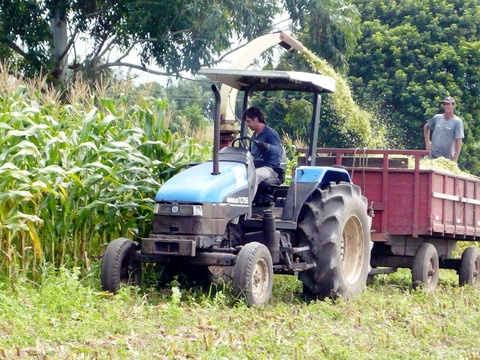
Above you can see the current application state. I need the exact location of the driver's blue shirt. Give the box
[249,126,283,169]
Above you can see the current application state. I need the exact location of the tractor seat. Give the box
[258,167,285,188]
[258,147,287,188]
[255,150,287,206]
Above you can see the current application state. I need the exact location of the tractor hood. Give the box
[155,161,250,203]
[198,68,336,94]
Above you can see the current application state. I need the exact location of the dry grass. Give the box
[0,64,24,94]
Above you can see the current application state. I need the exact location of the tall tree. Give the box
[284,0,361,72]
[0,0,53,78]
[0,0,281,84]
[349,0,480,173]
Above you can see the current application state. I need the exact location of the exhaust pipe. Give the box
[212,84,221,175]
[263,209,279,263]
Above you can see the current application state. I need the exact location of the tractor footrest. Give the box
[280,245,311,254]
[290,261,316,272]
[291,245,310,254]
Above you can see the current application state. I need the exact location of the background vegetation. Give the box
[0,0,350,84]
[2,1,478,172]
[348,0,480,174]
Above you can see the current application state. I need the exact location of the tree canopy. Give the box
[0,0,283,83]
[348,0,480,173]
[1,0,358,85]
[286,0,361,72]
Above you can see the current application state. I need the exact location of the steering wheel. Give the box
[231,136,258,149]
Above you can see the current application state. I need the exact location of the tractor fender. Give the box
[281,166,352,222]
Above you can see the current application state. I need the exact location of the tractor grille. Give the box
[154,203,203,216]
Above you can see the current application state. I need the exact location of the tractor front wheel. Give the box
[101,238,142,294]
[232,242,273,307]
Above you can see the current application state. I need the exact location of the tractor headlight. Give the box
[191,204,203,216]
[154,203,203,216]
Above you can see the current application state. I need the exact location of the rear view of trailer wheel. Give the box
[459,246,480,287]
[412,243,439,291]
[297,183,372,300]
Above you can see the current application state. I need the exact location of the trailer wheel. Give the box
[101,238,141,294]
[459,246,480,287]
[232,242,273,307]
[411,243,439,291]
[297,183,372,300]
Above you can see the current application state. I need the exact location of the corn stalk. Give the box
[0,79,212,277]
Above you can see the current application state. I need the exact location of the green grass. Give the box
[1,266,480,359]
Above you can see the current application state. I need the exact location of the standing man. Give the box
[242,106,283,191]
[424,96,464,163]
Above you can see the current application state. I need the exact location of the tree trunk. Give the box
[50,11,68,83]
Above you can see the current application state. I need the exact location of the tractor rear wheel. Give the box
[297,183,372,300]
[101,238,142,294]
[232,242,273,306]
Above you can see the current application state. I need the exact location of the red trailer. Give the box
[312,148,480,290]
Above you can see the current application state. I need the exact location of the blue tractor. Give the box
[101,68,372,306]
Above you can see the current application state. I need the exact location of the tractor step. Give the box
[280,245,310,254]
[243,218,297,230]
[290,261,317,272]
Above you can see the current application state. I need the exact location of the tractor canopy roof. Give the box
[198,68,336,94]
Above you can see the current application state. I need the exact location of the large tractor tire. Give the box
[232,242,273,307]
[101,238,142,294]
[297,183,372,300]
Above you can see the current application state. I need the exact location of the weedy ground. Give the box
[1,264,479,360]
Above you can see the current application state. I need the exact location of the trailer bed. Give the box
[313,149,480,242]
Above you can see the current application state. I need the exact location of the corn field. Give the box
[0,71,212,278]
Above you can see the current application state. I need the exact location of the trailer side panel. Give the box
[312,149,480,241]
